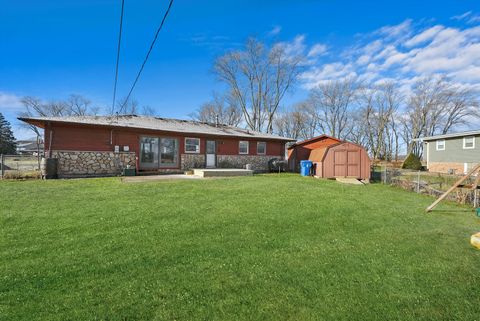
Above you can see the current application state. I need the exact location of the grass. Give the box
[1,174,480,320]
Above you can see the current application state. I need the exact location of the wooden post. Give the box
[417,170,420,193]
[0,154,3,179]
[472,174,480,208]
[426,163,480,212]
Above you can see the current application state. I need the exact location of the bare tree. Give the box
[309,78,360,139]
[356,82,402,160]
[190,92,242,126]
[401,77,479,156]
[214,37,302,133]
[116,97,139,115]
[274,103,313,140]
[19,94,99,137]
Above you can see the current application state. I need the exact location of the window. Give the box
[463,136,475,149]
[185,138,200,153]
[239,141,249,154]
[436,140,445,151]
[257,142,266,155]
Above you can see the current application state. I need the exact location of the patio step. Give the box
[193,168,254,178]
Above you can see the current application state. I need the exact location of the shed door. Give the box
[347,150,360,177]
[333,150,347,177]
[333,149,361,178]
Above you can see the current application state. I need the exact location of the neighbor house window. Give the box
[436,140,445,151]
[185,138,200,153]
[463,136,475,149]
[239,141,249,154]
[257,142,266,155]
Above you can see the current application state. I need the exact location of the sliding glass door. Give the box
[159,138,178,167]
[140,137,159,169]
[140,136,178,169]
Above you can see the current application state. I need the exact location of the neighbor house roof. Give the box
[413,129,480,142]
[287,134,342,149]
[18,115,295,141]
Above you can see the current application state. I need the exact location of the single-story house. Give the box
[18,115,295,178]
[287,134,342,171]
[414,130,480,174]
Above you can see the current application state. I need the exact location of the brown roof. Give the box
[308,147,328,162]
[18,115,295,142]
[288,134,342,149]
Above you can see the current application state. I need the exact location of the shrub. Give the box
[402,153,423,170]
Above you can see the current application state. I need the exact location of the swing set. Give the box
[425,163,480,250]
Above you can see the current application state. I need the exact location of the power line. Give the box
[119,0,174,113]
[111,0,125,114]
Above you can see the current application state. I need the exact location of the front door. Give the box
[206,140,216,168]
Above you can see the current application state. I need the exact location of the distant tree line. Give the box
[192,38,480,160]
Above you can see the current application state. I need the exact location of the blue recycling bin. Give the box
[300,160,313,176]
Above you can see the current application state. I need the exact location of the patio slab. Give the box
[122,174,202,183]
[193,168,254,177]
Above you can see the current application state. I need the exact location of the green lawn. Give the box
[1,174,479,320]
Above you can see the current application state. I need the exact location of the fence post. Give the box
[475,189,478,208]
[417,170,420,193]
[383,166,387,184]
[0,154,3,179]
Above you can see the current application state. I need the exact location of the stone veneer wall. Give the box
[217,155,278,172]
[181,154,206,170]
[52,150,136,178]
[428,162,465,174]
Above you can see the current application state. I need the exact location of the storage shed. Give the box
[309,142,371,180]
[287,135,341,171]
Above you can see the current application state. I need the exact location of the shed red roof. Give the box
[288,134,342,149]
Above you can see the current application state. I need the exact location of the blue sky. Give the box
[1,0,480,139]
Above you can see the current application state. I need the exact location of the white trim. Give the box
[426,142,429,169]
[436,139,445,151]
[184,137,200,153]
[239,141,249,154]
[256,141,266,155]
[463,136,475,149]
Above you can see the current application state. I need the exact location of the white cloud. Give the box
[282,34,307,56]
[404,25,444,47]
[268,25,282,36]
[307,43,328,57]
[0,92,23,113]
[300,16,480,92]
[451,11,472,21]
[275,35,328,66]
[377,19,412,39]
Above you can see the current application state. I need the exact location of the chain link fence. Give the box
[372,166,479,207]
[0,155,41,179]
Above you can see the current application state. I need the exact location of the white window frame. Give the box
[239,141,249,155]
[256,142,266,155]
[436,139,445,151]
[184,137,200,154]
[463,136,475,150]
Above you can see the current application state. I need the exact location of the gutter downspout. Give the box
[48,122,54,158]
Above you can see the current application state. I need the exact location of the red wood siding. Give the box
[318,142,371,180]
[287,136,341,171]
[44,123,286,165]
